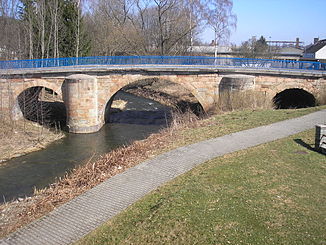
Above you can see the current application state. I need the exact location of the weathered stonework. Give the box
[255,76,325,102]
[62,74,101,134]
[1,68,325,133]
[219,75,255,92]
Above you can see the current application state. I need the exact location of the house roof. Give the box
[305,39,326,53]
[278,47,303,56]
[189,46,231,54]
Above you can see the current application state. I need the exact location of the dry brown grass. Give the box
[0,111,203,238]
[216,90,272,112]
[0,117,64,163]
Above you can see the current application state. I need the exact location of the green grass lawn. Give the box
[77,128,326,245]
[168,106,326,149]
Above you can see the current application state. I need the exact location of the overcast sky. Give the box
[203,0,326,46]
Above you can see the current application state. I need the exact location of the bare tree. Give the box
[87,0,196,55]
[3,0,236,59]
[203,0,236,57]
[75,0,86,58]
[236,36,272,59]
[0,0,22,60]
[20,0,36,59]
[36,0,46,59]
[49,0,60,58]
[87,0,142,55]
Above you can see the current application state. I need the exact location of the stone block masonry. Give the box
[0,66,325,133]
[62,74,101,134]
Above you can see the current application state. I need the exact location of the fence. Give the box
[0,55,325,71]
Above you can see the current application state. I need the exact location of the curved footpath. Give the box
[1,109,326,245]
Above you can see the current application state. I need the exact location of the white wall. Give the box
[316,46,326,59]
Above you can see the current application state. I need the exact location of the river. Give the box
[0,91,172,203]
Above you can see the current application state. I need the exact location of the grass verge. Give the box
[77,129,326,245]
[0,106,325,238]
[167,105,326,149]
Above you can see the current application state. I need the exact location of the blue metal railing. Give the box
[0,55,325,71]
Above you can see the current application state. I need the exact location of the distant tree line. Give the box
[0,0,236,60]
[235,36,273,59]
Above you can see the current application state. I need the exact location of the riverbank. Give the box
[0,119,64,164]
[79,129,326,245]
[1,106,325,238]
[0,98,127,164]
[123,79,202,113]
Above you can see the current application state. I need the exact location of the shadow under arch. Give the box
[103,77,205,125]
[16,86,67,127]
[273,88,316,109]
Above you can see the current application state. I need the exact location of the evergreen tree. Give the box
[60,0,90,57]
[238,36,271,58]
[254,36,269,54]
[19,0,90,59]
[19,0,37,58]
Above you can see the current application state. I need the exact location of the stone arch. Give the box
[255,75,320,103]
[272,83,317,99]
[269,81,318,109]
[12,79,62,101]
[12,79,64,122]
[273,88,316,109]
[99,76,206,124]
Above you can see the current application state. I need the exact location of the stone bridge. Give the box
[0,65,325,133]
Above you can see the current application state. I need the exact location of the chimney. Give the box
[296,38,300,48]
[314,38,319,44]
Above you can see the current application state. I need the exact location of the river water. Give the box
[0,92,171,203]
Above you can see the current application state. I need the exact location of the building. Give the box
[273,47,304,61]
[188,45,232,56]
[267,38,304,49]
[303,38,326,61]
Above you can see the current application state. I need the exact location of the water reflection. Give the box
[0,92,169,203]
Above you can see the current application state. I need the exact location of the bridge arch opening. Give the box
[273,88,316,109]
[104,78,204,125]
[16,86,66,128]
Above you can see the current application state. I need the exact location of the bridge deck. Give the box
[1,65,325,78]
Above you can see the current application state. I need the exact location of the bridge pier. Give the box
[62,74,102,134]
